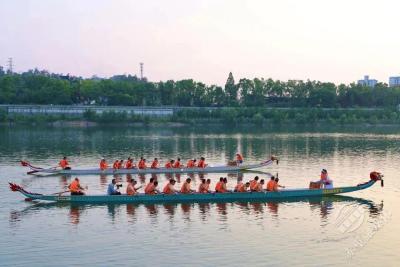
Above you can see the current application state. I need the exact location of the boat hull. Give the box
[15,180,377,204]
[27,159,275,175]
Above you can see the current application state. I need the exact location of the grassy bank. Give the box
[1,107,400,126]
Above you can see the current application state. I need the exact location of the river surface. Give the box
[0,125,399,267]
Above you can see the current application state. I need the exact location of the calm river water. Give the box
[0,125,399,267]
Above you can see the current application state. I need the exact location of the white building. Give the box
[357,75,378,87]
[389,76,400,87]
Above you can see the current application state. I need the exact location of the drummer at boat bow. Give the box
[108,179,122,195]
[68,177,85,195]
[59,157,71,170]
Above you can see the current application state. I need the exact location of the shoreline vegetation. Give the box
[1,107,400,126]
[1,69,400,126]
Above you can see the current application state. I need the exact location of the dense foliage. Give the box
[1,68,400,108]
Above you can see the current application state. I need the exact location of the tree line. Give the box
[1,67,400,108]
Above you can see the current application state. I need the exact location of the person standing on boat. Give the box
[100,158,108,171]
[236,153,243,165]
[249,176,260,191]
[68,177,85,195]
[197,157,207,168]
[107,179,121,195]
[163,179,178,194]
[173,158,183,168]
[151,158,159,169]
[165,160,174,168]
[59,156,71,170]
[181,178,195,194]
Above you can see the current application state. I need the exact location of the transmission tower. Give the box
[140,62,144,80]
[7,57,13,73]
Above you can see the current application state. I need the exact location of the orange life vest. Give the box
[249,180,258,191]
[60,159,69,169]
[238,183,246,192]
[197,160,206,168]
[126,183,136,195]
[100,161,108,170]
[236,154,243,161]
[151,160,158,169]
[144,183,155,195]
[163,184,174,194]
[69,180,80,193]
[125,161,133,169]
[180,182,191,193]
[113,161,119,169]
[266,180,276,191]
[198,183,208,193]
[117,161,123,169]
[138,161,147,169]
[173,161,181,168]
[187,160,194,168]
[234,182,243,192]
[215,181,223,192]
[165,162,172,168]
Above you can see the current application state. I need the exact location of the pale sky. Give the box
[0,0,399,85]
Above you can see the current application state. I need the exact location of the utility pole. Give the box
[7,57,13,74]
[140,62,144,80]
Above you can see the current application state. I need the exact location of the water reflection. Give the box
[9,196,384,229]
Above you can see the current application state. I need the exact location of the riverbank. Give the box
[1,107,400,126]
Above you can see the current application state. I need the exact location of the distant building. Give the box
[357,75,377,87]
[389,76,400,87]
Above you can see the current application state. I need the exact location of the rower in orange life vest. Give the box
[151,158,159,169]
[266,176,277,191]
[126,177,141,195]
[163,179,178,194]
[125,157,133,169]
[100,158,108,171]
[186,159,196,168]
[165,160,174,168]
[249,176,260,191]
[145,179,159,195]
[236,153,243,165]
[197,157,207,168]
[59,156,71,170]
[253,179,265,192]
[138,159,147,169]
[68,177,85,195]
[235,181,250,192]
[117,160,124,169]
[173,158,183,168]
[113,160,119,170]
[144,177,156,194]
[215,177,228,193]
[181,178,195,194]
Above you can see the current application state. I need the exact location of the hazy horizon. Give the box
[1,0,399,86]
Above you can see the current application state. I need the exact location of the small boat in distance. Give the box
[9,172,383,204]
[20,157,278,176]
